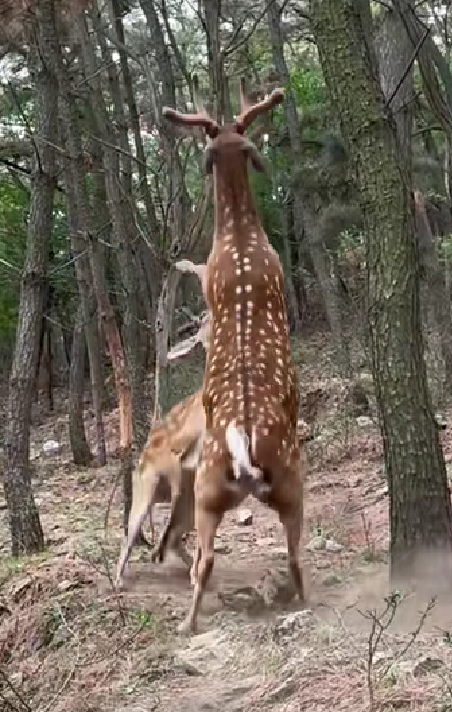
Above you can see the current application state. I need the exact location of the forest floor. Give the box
[1,333,452,712]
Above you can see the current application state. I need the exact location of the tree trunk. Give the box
[377,3,452,388]
[414,190,452,386]
[49,14,133,528]
[60,121,107,466]
[202,0,226,121]
[69,303,93,466]
[268,1,302,333]
[280,196,304,331]
[101,3,159,348]
[376,4,414,167]
[78,13,150,452]
[2,0,59,556]
[311,0,452,577]
[110,0,160,238]
[304,204,351,376]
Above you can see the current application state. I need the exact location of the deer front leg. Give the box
[151,464,195,569]
[178,506,222,635]
[150,509,193,570]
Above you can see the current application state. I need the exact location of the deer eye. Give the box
[170,242,181,259]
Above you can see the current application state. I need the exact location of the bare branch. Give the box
[0,138,32,158]
[7,80,42,172]
[223,0,278,57]
[385,26,430,110]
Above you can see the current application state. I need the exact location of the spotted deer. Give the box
[115,389,203,588]
[115,256,311,590]
[162,82,305,633]
[115,262,209,589]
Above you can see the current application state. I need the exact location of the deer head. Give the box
[167,259,210,361]
[163,78,284,179]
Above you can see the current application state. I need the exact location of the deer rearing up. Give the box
[163,81,305,634]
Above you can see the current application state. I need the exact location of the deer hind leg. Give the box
[115,462,161,588]
[115,495,153,589]
[272,462,305,602]
[178,505,222,635]
[279,505,304,601]
[189,543,202,585]
[150,491,193,570]
[151,466,194,569]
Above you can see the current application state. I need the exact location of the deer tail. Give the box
[225,421,262,481]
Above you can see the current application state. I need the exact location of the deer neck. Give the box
[213,160,262,244]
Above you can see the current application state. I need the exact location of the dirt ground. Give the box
[1,336,452,712]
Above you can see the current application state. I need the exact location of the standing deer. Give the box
[115,255,312,590]
[162,81,305,633]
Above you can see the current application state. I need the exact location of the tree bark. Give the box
[59,117,107,466]
[2,0,59,556]
[376,4,414,167]
[414,190,452,386]
[377,5,452,387]
[69,303,93,466]
[49,13,133,528]
[78,13,150,452]
[110,0,161,357]
[311,0,452,577]
[110,0,159,238]
[267,0,302,334]
[304,203,352,376]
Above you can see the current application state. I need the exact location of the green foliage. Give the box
[0,176,76,362]
[131,609,155,628]
[288,65,328,109]
[48,195,78,324]
[250,167,284,253]
[0,178,28,347]
[438,233,452,262]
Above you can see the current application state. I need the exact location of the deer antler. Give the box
[167,312,210,361]
[236,78,284,133]
[163,76,219,139]
[163,76,283,138]
[175,259,206,284]
[239,77,252,115]
[167,259,210,361]
[162,108,219,138]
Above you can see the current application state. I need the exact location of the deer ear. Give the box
[247,144,267,174]
[202,145,216,175]
[241,137,267,174]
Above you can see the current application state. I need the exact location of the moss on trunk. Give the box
[311,0,452,577]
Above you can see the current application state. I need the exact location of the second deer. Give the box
[115,261,209,589]
[163,80,305,633]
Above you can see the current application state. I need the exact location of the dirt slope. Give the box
[1,350,452,711]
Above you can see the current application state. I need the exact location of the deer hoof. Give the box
[137,531,153,549]
[178,616,197,635]
[150,546,163,563]
[180,551,194,570]
[255,482,271,502]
